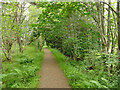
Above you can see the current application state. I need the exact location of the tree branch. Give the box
[101,1,117,15]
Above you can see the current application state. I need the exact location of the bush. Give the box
[50,48,119,88]
[62,38,74,57]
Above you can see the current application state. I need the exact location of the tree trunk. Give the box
[117,0,120,88]
[107,0,111,53]
[117,0,120,59]
[101,2,105,36]
[96,2,107,53]
[15,4,23,53]
[17,37,23,53]
[13,42,16,53]
[40,45,42,52]
[111,30,115,54]
[0,2,2,70]
[111,10,117,54]
[2,43,12,61]
[100,1,107,53]
[36,39,38,52]
[8,49,11,61]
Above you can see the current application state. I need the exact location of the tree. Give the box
[117,2,120,87]
[2,3,16,60]
[1,2,31,60]
[117,0,120,61]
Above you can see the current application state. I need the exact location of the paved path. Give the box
[38,48,70,88]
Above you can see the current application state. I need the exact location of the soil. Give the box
[38,48,71,88]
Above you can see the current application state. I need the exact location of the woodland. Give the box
[0,0,120,89]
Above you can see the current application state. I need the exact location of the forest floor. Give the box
[38,48,70,88]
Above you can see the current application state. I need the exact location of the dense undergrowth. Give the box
[50,48,119,88]
[2,45,44,88]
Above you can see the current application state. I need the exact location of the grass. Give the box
[2,45,44,88]
[2,46,118,88]
[49,48,118,88]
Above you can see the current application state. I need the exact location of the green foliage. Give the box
[31,2,100,60]
[62,38,74,57]
[2,45,44,88]
[50,48,118,88]
[2,1,119,89]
